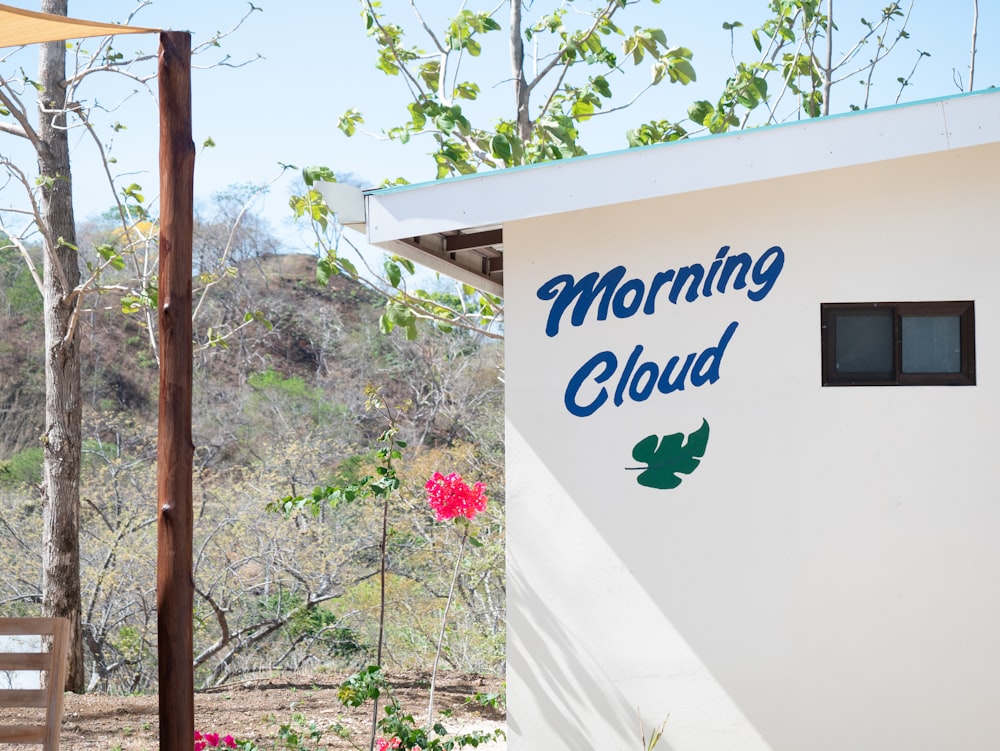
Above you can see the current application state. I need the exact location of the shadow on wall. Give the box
[508,565,676,751]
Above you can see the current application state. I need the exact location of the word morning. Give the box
[536,245,786,416]
[536,245,785,337]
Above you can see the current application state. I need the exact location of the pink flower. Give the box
[196,729,239,751]
[375,738,401,751]
[425,472,488,521]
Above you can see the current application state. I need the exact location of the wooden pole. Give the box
[157,30,195,751]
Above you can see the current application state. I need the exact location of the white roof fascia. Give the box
[364,90,1000,244]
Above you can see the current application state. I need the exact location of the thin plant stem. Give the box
[969,0,979,91]
[370,491,390,751]
[427,522,470,726]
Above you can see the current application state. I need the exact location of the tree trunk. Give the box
[38,0,85,694]
[509,0,531,145]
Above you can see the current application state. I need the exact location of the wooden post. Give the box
[157,30,195,751]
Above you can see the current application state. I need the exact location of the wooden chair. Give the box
[0,618,69,751]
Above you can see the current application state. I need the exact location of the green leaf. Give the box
[120,295,141,314]
[302,165,336,187]
[454,81,480,100]
[338,257,359,278]
[121,182,144,204]
[591,75,612,98]
[628,419,710,490]
[96,243,125,271]
[338,108,364,137]
[384,259,402,288]
[687,100,714,126]
[317,257,335,286]
[491,133,513,163]
[670,59,696,84]
[393,255,415,274]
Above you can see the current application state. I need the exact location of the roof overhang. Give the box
[352,89,1000,297]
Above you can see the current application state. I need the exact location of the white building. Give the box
[340,89,1000,750]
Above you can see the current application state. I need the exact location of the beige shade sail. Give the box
[0,3,157,48]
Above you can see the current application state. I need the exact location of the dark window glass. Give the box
[901,315,961,373]
[821,301,975,386]
[835,313,893,374]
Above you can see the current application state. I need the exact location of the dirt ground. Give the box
[1,672,506,750]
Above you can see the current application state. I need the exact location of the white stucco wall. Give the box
[504,143,1000,751]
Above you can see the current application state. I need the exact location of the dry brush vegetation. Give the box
[0,242,505,697]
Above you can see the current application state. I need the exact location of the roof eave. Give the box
[364,89,1000,296]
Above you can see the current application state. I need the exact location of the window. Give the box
[821,301,975,386]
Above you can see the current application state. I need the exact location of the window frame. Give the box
[821,300,976,386]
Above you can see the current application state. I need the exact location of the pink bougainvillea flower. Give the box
[204,732,221,747]
[425,472,488,521]
[223,735,237,749]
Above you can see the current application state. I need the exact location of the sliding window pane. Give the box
[835,313,893,374]
[901,315,961,373]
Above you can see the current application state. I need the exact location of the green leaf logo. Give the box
[628,419,710,489]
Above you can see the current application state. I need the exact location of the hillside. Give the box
[0,253,383,458]
[0,253,506,702]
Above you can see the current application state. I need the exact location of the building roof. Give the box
[354,89,1000,297]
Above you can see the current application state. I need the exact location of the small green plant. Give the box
[277,713,322,751]
[331,721,352,740]
[640,713,668,751]
[466,689,505,711]
[338,665,504,751]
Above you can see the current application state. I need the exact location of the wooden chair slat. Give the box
[0,689,47,708]
[0,725,47,743]
[0,653,49,670]
[0,620,57,637]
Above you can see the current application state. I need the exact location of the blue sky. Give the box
[0,1,996,246]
